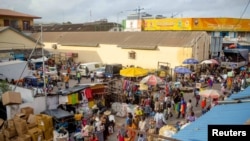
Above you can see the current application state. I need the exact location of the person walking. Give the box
[64,73,70,89]
[154,109,167,134]
[90,71,95,83]
[76,71,81,84]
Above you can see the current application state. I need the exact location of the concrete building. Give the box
[30,31,210,74]
[0,26,46,61]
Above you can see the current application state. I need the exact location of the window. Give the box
[10,19,18,29]
[129,51,136,59]
[23,21,30,30]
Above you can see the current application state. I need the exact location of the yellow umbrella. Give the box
[120,67,148,77]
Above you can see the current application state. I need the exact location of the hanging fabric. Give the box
[59,95,68,105]
[72,93,78,105]
[84,88,93,99]
[67,93,79,105]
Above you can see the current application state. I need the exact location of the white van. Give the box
[77,62,102,76]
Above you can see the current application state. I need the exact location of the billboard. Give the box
[143,18,192,31]
[191,18,250,31]
[141,18,250,31]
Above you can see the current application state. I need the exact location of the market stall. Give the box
[57,83,108,118]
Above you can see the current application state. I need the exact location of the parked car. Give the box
[94,67,105,78]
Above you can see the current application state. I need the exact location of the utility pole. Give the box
[126,6,145,20]
[117,11,123,32]
[135,6,144,20]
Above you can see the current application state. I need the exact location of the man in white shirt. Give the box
[154,110,167,134]
[138,116,147,132]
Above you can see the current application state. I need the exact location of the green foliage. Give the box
[0,81,12,98]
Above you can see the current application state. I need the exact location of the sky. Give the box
[1,0,250,24]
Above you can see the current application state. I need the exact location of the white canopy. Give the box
[30,56,48,63]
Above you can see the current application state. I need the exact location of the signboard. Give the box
[142,18,250,31]
[143,18,192,31]
[191,18,250,31]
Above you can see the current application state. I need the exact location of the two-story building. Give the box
[0,9,41,32]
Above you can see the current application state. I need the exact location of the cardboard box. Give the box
[27,122,37,129]
[20,107,34,120]
[0,131,5,141]
[14,118,28,136]
[36,114,53,131]
[2,91,22,105]
[27,114,38,129]
[0,118,4,130]
[43,127,53,140]
[6,119,15,129]
[43,139,53,141]
[5,136,17,141]
[17,134,32,141]
[27,114,36,124]
[27,127,43,141]
[3,128,17,138]
[14,113,26,120]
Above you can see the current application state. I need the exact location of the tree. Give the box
[0,81,12,96]
[0,81,11,120]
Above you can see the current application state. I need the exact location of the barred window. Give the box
[129,51,136,59]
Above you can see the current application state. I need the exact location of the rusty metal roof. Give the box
[0,9,41,19]
[30,31,208,49]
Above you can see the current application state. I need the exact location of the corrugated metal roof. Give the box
[0,26,8,32]
[30,31,208,49]
[172,102,250,141]
[58,85,90,95]
[0,26,43,46]
[0,60,26,66]
[0,9,41,18]
[227,86,250,100]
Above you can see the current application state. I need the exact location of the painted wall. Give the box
[44,43,194,70]
[124,20,142,32]
[6,85,47,119]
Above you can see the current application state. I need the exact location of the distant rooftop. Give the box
[0,9,41,19]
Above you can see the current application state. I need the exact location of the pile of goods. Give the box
[111,102,137,117]
[0,106,54,141]
[158,125,177,139]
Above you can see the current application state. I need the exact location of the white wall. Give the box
[6,85,59,119]
[6,97,46,119]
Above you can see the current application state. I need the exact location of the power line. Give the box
[239,0,250,19]
[233,0,250,30]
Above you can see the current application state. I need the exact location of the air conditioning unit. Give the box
[52,44,57,49]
